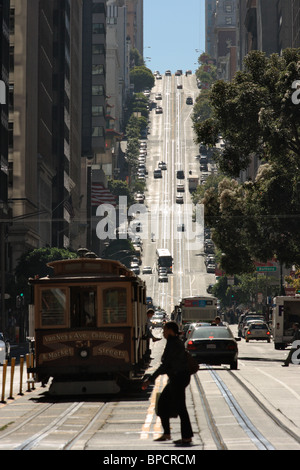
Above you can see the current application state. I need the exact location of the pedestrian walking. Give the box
[142,321,193,445]
[282,323,300,366]
[144,309,161,361]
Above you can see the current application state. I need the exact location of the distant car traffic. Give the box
[131,266,140,275]
[158,161,167,170]
[154,169,162,178]
[206,263,216,273]
[176,183,185,192]
[186,97,193,105]
[155,106,163,114]
[185,325,240,370]
[142,266,152,274]
[176,194,184,204]
[151,314,165,328]
[158,273,168,282]
[155,93,162,100]
[176,170,185,179]
[245,323,271,342]
[0,333,10,364]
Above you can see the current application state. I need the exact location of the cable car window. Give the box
[41,289,67,326]
[103,288,127,324]
[70,287,97,327]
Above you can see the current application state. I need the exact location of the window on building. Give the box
[92,23,105,34]
[92,44,105,55]
[92,64,104,75]
[92,127,104,137]
[92,105,104,116]
[92,85,104,96]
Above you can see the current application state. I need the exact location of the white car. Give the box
[158,273,168,282]
[142,266,152,274]
[0,333,10,365]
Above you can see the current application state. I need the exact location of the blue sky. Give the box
[144,0,205,73]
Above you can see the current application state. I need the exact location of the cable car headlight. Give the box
[79,348,89,359]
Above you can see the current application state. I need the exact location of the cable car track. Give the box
[193,366,300,450]
[0,401,110,450]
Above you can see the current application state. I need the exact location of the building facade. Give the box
[0,0,10,332]
[206,0,237,80]
[8,0,83,270]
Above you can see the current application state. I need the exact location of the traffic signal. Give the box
[16,293,25,308]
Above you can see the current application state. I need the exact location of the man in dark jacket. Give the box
[142,321,193,445]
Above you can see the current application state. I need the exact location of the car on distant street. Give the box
[158,273,168,283]
[177,183,185,192]
[142,266,152,274]
[151,313,165,328]
[245,323,271,342]
[176,170,185,179]
[155,93,162,100]
[176,194,184,204]
[186,97,193,105]
[206,263,216,273]
[131,266,140,275]
[0,333,10,364]
[154,169,162,178]
[158,161,167,170]
[165,70,171,76]
[185,325,240,370]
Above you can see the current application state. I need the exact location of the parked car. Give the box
[185,325,240,370]
[200,163,208,171]
[131,266,140,275]
[154,169,162,178]
[186,97,193,105]
[245,323,271,342]
[155,93,162,100]
[206,263,216,273]
[155,106,163,114]
[0,333,10,364]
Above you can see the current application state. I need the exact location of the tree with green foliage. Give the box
[130,66,154,92]
[194,49,300,274]
[12,247,77,302]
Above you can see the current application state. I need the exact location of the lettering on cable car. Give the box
[43,330,124,345]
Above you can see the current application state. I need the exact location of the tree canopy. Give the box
[130,66,155,92]
[194,49,300,274]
